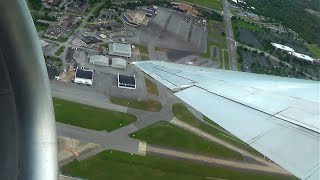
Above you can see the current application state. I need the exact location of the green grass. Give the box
[232,19,264,32]
[202,20,227,65]
[172,103,263,156]
[306,44,320,58]
[155,47,166,51]
[53,98,136,131]
[224,50,230,70]
[145,77,159,96]
[34,22,49,31]
[57,36,69,43]
[202,41,216,59]
[130,121,244,160]
[62,150,295,180]
[135,44,150,60]
[110,96,162,112]
[182,0,223,11]
[55,46,65,56]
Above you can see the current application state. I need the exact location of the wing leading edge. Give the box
[133,61,320,180]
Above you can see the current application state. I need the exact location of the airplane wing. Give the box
[133,61,320,180]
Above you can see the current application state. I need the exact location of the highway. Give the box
[223,0,237,71]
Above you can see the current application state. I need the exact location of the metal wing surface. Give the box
[133,61,320,180]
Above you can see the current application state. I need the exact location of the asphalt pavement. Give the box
[223,0,237,71]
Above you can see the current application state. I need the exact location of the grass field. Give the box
[110,96,162,112]
[57,36,69,43]
[145,77,159,96]
[55,46,65,56]
[202,41,216,59]
[130,121,244,160]
[172,103,263,156]
[202,20,227,69]
[62,150,295,180]
[306,44,320,58]
[182,0,223,11]
[224,50,230,70]
[155,47,166,51]
[232,19,264,32]
[53,98,136,131]
[135,44,150,60]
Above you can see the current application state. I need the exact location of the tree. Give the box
[221,32,225,36]
[29,0,42,10]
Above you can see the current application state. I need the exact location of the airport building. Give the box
[109,43,132,58]
[117,74,136,89]
[89,55,127,69]
[74,68,94,86]
[121,10,146,26]
[138,6,158,17]
[89,55,109,67]
[110,58,127,69]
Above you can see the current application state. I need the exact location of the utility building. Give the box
[89,55,109,67]
[110,58,127,69]
[74,68,94,86]
[117,74,136,89]
[109,43,131,58]
[89,55,127,69]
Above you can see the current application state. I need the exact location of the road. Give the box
[147,145,290,175]
[50,80,128,113]
[222,0,237,71]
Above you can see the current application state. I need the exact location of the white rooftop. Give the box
[290,52,314,62]
[271,43,295,52]
[111,58,127,69]
[89,55,109,66]
[109,43,131,58]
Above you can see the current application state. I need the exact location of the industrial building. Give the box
[110,58,127,69]
[82,36,101,44]
[121,10,147,26]
[109,43,131,58]
[89,55,127,69]
[138,6,158,17]
[117,74,136,89]
[289,52,314,62]
[74,68,94,86]
[89,55,109,67]
[271,43,295,52]
[44,26,62,39]
[271,43,315,62]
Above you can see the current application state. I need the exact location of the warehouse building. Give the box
[89,55,127,69]
[109,43,131,58]
[89,55,109,67]
[117,74,136,89]
[110,58,127,69]
[74,68,94,86]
